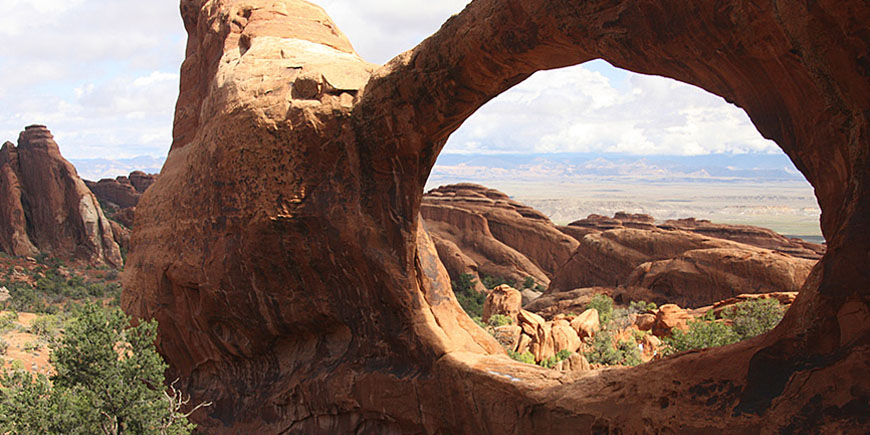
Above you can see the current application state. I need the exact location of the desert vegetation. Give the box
[0,304,206,434]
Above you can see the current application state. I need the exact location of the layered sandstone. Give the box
[85,171,157,210]
[659,217,825,260]
[85,171,157,229]
[0,126,123,267]
[549,223,816,307]
[423,183,578,288]
[124,0,870,433]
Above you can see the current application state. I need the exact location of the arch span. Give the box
[124,0,869,432]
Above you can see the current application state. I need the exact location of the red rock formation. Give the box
[566,213,826,259]
[0,126,123,267]
[626,247,814,307]
[124,0,870,432]
[84,171,157,229]
[85,177,141,209]
[423,184,578,287]
[660,217,825,260]
[549,226,816,307]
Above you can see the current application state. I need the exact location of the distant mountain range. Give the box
[69,152,807,185]
[427,152,807,186]
[69,156,164,180]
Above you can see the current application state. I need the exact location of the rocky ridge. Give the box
[426,184,820,308]
[423,183,578,291]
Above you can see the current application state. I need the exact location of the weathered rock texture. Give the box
[0,126,123,267]
[659,217,826,260]
[85,171,158,230]
[124,0,870,433]
[423,183,577,288]
[549,225,816,307]
[85,171,157,210]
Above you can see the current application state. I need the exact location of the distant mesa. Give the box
[0,125,123,268]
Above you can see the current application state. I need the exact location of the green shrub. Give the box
[609,307,633,330]
[0,311,18,331]
[539,349,573,368]
[0,338,7,356]
[29,314,62,338]
[616,340,642,367]
[522,276,535,289]
[0,304,206,434]
[452,274,485,318]
[723,298,785,340]
[663,318,740,355]
[584,330,641,366]
[629,300,657,313]
[481,275,515,290]
[586,294,614,325]
[488,314,513,327]
[507,350,535,365]
[22,341,41,353]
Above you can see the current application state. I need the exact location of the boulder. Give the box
[525,287,614,319]
[520,288,542,306]
[634,314,657,331]
[652,304,693,337]
[529,321,555,362]
[551,319,582,354]
[570,308,600,339]
[483,284,522,323]
[492,325,522,350]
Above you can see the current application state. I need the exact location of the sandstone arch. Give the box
[124,0,869,432]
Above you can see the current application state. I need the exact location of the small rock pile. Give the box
[483,284,799,369]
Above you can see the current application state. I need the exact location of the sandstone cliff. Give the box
[549,220,817,307]
[422,183,578,289]
[124,0,870,433]
[424,187,818,308]
[85,171,158,228]
[0,126,123,268]
[85,171,157,210]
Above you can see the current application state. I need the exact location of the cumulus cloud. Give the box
[446,63,778,156]
[0,0,776,165]
[0,0,184,157]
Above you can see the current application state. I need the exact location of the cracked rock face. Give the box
[0,125,123,268]
[124,0,870,432]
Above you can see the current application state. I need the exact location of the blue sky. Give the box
[1,0,781,164]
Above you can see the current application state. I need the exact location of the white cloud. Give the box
[0,0,778,166]
[446,62,779,156]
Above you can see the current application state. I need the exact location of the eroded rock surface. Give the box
[659,217,825,260]
[124,0,870,432]
[550,224,816,307]
[0,126,122,267]
[423,184,577,288]
[85,171,157,210]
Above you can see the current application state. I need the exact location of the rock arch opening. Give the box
[423,60,824,368]
[124,0,869,432]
